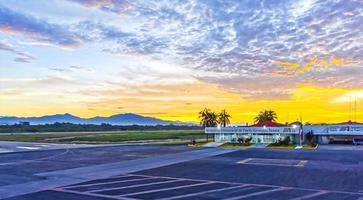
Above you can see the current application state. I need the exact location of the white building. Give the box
[205,121,301,144]
[205,120,363,144]
[303,121,363,144]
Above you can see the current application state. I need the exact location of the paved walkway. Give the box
[0,147,238,199]
[203,142,224,147]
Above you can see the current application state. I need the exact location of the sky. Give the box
[0,0,363,124]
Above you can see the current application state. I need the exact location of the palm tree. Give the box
[199,108,218,127]
[254,110,277,123]
[199,108,210,128]
[218,109,231,127]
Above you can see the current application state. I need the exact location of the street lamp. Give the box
[292,124,302,149]
[217,124,222,142]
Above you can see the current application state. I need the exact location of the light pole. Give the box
[293,124,303,149]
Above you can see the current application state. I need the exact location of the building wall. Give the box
[214,133,299,144]
[207,124,363,144]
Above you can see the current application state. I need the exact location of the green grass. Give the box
[0,130,205,144]
[266,143,296,149]
[220,143,253,148]
[302,144,318,150]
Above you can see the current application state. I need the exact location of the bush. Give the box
[237,137,244,144]
[244,137,252,145]
[306,131,314,145]
[281,136,291,146]
[271,136,291,146]
[237,136,252,146]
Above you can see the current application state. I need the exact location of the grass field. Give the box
[0,130,205,144]
[266,143,296,149]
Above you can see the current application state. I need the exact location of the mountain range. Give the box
[0,113,194,126]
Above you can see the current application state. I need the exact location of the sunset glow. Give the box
[1,0,363,124]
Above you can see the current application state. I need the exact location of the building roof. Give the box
[251,121,285,127]
[335,120,363,125]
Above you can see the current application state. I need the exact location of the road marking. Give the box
[53,188,134,200]
[297,160,308,167]
[123,174,363,195]
[122,182,213,197]
[157,185,249,200]
[224,187,291,200]
[237,158,253,164]
[237,158,307,167]
[291,190,329,200]
[90,179,184,193]
[63,177,158,189]
[126,173,363,196]
[126,173,239,185]
[0,148,71,166]
[16,146,40,150]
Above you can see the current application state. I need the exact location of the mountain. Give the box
[0,113,194,126]
[87,113,172,125]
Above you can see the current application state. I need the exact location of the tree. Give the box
[207,111,218,127]
[254,110,277,123]
[199,108,210,128]
[198,108,218,127]
[218,109,231,127]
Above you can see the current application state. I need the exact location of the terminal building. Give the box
[303,121,363,144]
[205,121,301,144]
[205,121,363,144]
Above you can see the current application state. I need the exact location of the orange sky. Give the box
[1,79,362,124]
[1,0,363,124]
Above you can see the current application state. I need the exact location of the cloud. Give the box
[274,56,359,75]
[0,6,81,48]
[0,41,35,63]
[67,0,133,14]
[83,0,363,100]
[334,90,363,103]
[50,65,95,73]
[2,0,363,102]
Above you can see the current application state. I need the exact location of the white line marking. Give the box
[237,158,252,164]
[291,190,329,200]
[158,185,249,200]
[63,177,158,189]
[53,188,134,200]
[122,173,363,196]
[238,162,302,167]
[297,160,308,167]
[0,149,71,166]
[224,187,291,200]
[16,146,40,150]
[126,174,238,185]
[237,158,307,167]
[90,179,184,193]
[120,182,213,197]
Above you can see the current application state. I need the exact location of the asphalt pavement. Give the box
[1,144,363,200]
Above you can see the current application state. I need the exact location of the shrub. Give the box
[244,137,252,145]
[306,131,314,145]
[281,136,291,146]
[237,137,251,146]
[272,136,291,146]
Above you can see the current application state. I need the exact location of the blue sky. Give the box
[1,0,363,122]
